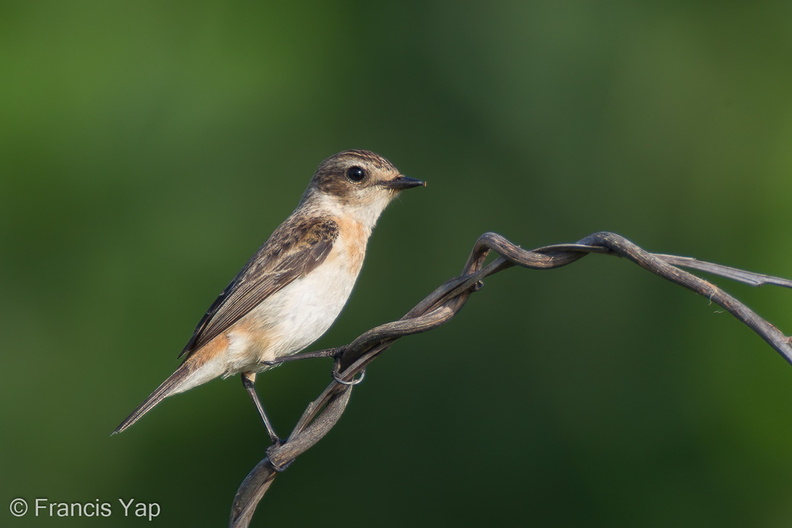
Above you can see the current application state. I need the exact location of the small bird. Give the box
[113,150,424,441]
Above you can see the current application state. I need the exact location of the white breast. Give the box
[220,235,365,376]
[263,257,358,357]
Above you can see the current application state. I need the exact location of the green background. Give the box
[4,1,792,526]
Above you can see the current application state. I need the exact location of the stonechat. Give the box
[113,149,424,441]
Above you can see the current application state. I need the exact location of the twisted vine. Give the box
[229,231,792,527]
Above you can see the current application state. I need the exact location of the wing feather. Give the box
[178,216,339,359]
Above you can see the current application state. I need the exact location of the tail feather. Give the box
[112,364,193,435]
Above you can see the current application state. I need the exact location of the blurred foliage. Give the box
[3,1,792,527]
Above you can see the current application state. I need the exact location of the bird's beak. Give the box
[383,175,426,190]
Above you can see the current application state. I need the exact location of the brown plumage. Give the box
[114,150,424,437]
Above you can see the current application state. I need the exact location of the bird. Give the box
[113,149,425,442]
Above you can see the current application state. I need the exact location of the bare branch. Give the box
[655,254,792,288]
[229,231,792,527]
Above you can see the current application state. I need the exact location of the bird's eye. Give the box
[345,166,367,183]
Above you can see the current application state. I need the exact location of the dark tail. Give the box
[112,363,193,435]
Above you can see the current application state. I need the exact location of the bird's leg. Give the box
[241,372,280,446]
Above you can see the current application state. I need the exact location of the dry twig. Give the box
[229,231,792,527]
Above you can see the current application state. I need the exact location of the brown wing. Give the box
[178,216,339,359]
